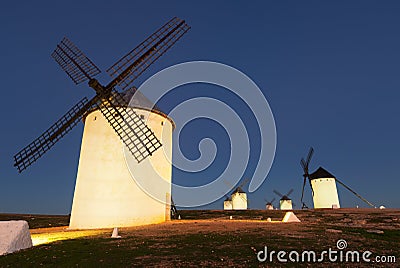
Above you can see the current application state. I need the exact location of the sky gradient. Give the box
[1,1,399,214]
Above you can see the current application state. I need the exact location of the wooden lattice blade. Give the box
[13,96,98,172]
[106,17,190,91]
[96,88,162,163]
[52,37,101,85]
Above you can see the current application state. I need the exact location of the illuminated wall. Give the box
[223,200,233,210]
[311,178,340,209]
[279,199,293,210]
[231,192,247,210]
[69,108,173,229]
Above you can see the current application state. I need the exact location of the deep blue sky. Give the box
[1,1,399,214]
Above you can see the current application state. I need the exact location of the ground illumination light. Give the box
[30,230,106,246]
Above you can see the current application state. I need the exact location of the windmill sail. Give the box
[52,37,101,84]
[95,88,162,163]
[300,147,314,207]
[106,17,190,90]
[14,17,189,172]
[13,97,97,172]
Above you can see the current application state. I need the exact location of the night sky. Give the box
[1,1,399,214]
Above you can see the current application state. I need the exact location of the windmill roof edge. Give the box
[309,167,336,180]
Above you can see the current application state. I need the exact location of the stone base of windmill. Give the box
[0,221,33,255]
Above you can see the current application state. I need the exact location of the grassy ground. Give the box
[0,214,69,229]
[0,209,399,267]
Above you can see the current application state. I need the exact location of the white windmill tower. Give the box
[69,89,175,229]
[309,167,341,209]
[13,18,190,229]
[231,187,248,210]
[223,194,233,210]
[301,148,340,209]
[223,178,249,210]
[264,197,275,210]
[274,189,294,210]
[300,147,375,209]
[231,178,250,210]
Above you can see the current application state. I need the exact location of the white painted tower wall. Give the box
[223,200,233,210]
[310,178,340,209]
[280,200,293,210]
[69,108,173,229]
[231,192,247,210]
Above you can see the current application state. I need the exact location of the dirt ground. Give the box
[0,209,399,267]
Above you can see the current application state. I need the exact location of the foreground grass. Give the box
[0,229,317,267]
[0,209,399,267]
[0,214,69,229]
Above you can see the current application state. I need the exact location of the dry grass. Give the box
[0,209,399,267]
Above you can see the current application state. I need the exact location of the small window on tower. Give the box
[94,116,96,121]
[140,115,145,120]
[161,121,164,126]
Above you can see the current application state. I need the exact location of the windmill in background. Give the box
[223,194,233,210]
[264,197,275,210]
[223,178,249,210]
[14,17,190,229]
[300,147,375,209]
[231,178,249,210]
[274,189,294,210]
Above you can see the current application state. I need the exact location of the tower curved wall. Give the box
[69,107,173,229]
[310,178,340,209]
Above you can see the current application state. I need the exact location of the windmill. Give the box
[264,197,275,210]
[222,178,249,210]
[231,178,249,210]
[14,17,190,229]
[300,147,375,209]
[273,189,294,210]
[223,194,233,210]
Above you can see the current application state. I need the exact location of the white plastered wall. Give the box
[69,108,173,229]
[311,178,340,209]
[231,193,247,210]
[223,200,233,210]
[280,200,293,210]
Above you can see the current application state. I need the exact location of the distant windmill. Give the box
[300,147,375,209]
[231,178,249,210]
[273,189,294,210]
[14,17,190,229]
[223,178,249,210]
[264,197,276,210]
[223,194,233,210]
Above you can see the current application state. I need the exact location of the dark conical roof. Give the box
[96,87,174,128]
[233,187,246,194]
[309,167,336,180]
[280,195,291,201]
[117,87,163,112]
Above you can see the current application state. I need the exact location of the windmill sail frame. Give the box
[14,17,190,172]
